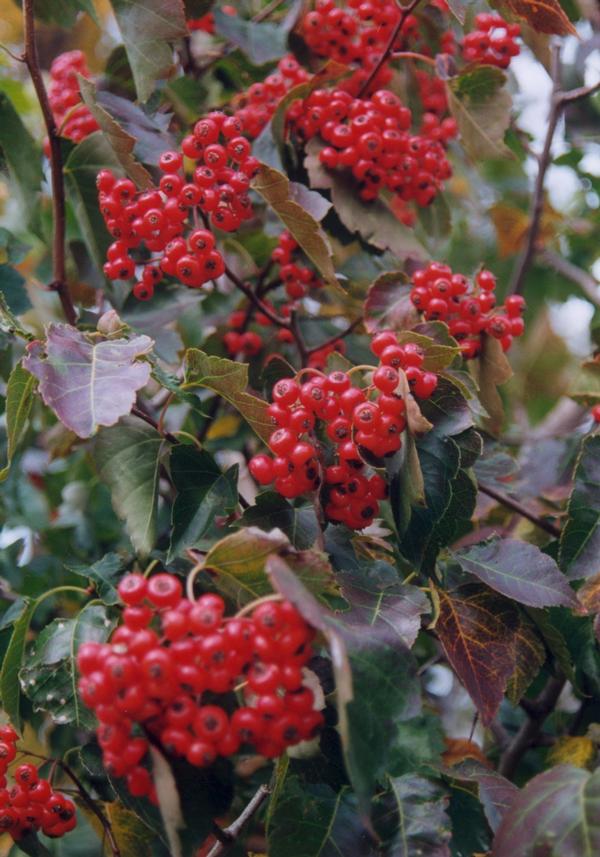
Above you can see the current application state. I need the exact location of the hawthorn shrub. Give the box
[0,0,600,855]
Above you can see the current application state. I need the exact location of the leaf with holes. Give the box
[22,325,153,439]
[183,349,271,441]
[20,604,116,729]
[435,582,520,725]
[109,0,187,102]
[452,537,576,608]
[78,76,153,188]
[94,417,166,555]
[492,765,600,856]
[559,435,600,580]
[446,66,512,162]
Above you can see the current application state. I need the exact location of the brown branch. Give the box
[358,0,427,97]
[225,265,289,328]
[22,0,77,326]
[289,309,309,367]
[306,317,364,356]
[131,405,179,445]
[539,249,600,308]
[478,481,561,539]
[59,761,122,857]
[498,674,565,778]
[206,785,271,857]
[509,48,600,296]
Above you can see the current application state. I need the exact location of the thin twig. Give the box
[358,0,427,97]
[59,761,122,857]
[306,317,364,356]
[131,405,179,445]
[225,265,289,328]
[539,249,600,308]
[390,50,436,66]
[206,785,271,857]
[498,674,565,778]
[22,0,77,326]
[478,481,561,538]
[509,48,600,296]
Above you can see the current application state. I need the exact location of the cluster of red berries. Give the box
[409,262,526,358]
[232,55,310,139]
[462,14,520,69]
[97,113,259,299]
[47,50,98,149]
[290,87,451,206]
[249,347,437,527]
[271,231,323,301]
[223,323,265,359]
[0,727,77,840]
[78,573,323,798]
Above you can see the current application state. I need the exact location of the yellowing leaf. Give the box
[183,349,271,442]
[490,201,561,258]
[81,799,155,857]
[251,165,339,288]
[205,413,241,441]
[470,335,513,434]
[548,736,595,769]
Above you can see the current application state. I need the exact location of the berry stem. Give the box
[390,50,436,66]
[205,784,271,857]
[357,0,428,98]
[224,265,290,327]
[235,593,284,619]
[478,480,560,538]
[22,0,77,326]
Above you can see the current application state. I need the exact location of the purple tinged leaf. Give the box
[452,537,576,608]
[23,324,153,438]
[492,765,600,856]
[446,760,518,833]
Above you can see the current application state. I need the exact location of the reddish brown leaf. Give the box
[496,0,577,35]
[506,612,546,704]
[435,583,519,725]
[442,738,491,769]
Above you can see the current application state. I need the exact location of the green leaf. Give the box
[64,131,125,272]
[23,324,154,439]
[452,537,576,608]
[80,799,156,857]
[203,528,341,607]
[491,765,600,856]
[559,435,600,580]
[7,830,52,856]
[304,138,427,262]
[168,445,238,561]
[0,599,36,732]
[446,66,513,162]
[109,0,188,102]
[267,776,376,857]
[78,76,153,188]
[0,227,30,266]
[0,264,31,316]
[267,554,420,816]
[416,193,452,244]
[237,492,320,550]
[20,604,116,728]
[94,416,166,556]
[445,761,518,834]
[0,364,35,483]
[375,774,451,857]
[252,165,338,288]
[67,553,127,605]
[183,349,272,442]
[213,6,295,64]
[0,91,42,221]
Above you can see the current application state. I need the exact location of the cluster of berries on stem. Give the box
[409,262,526,358]
[462,14,520,69]
[78,573,323,800]
[47,50,98,151]
[290,87,452,206]
[0,726,77,840]
[249,342,437,528]
[231,55,310,139]
[97,112,259,299]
